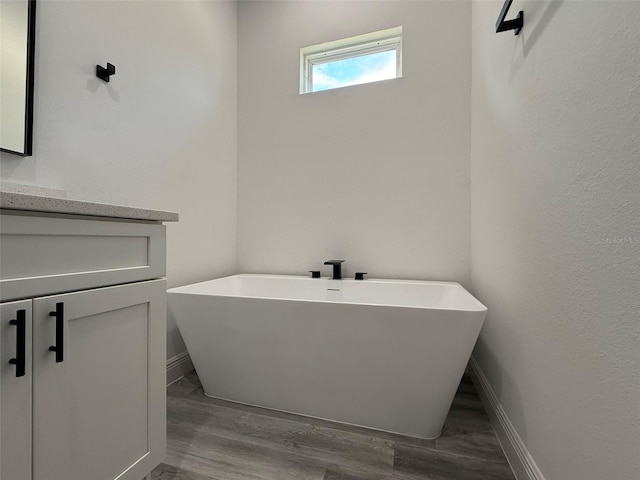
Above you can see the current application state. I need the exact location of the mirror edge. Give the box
[0,0,36,157]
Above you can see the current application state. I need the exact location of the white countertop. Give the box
[0,191,179,222]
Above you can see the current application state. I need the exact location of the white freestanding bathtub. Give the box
[168,274,487,439]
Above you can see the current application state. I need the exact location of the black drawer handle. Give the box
[9,309,27,377]
[49,302,64,363]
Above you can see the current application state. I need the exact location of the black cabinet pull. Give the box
[9,309,27,377]
[49,302,64,363]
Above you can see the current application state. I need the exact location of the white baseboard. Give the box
[468,356,545,480]
[166,351,193,386]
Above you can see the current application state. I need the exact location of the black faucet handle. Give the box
[308,270,321,278]
[354,272,368,280]
[323,260,345,266]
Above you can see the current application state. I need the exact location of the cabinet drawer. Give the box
[0,214,166,302]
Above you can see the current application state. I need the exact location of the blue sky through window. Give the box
[312,49,396,92]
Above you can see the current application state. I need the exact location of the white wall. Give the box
[470,1,640,479]
[237,1,471,283]
[0,0,238,359]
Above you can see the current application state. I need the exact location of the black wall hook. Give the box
[496,0,523,35]
[96,62,116,82]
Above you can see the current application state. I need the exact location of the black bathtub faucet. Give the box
[324,260,345,280]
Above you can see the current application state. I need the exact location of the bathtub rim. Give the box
[167,273,487,313]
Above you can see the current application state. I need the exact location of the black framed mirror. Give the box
[1,0,36,156]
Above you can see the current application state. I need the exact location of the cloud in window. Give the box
[312,50,397,92]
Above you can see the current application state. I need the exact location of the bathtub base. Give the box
[202,390,443,439]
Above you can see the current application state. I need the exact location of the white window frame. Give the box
[299,26,403,94]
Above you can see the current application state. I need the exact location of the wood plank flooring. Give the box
[152,371,515,480]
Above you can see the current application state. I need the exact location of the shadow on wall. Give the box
[474,335,528,443]
[0,152,36,179]
[508,0,565,81]
[166,305,188,360]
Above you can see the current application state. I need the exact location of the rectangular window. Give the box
[300,26,402,94]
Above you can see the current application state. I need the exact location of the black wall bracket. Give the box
[496,0,523,35]
[96,62,116,82]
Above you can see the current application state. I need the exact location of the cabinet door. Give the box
[0,299,32,480]
[32,280,166,480]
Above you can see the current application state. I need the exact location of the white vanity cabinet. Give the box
[0,202,176,480]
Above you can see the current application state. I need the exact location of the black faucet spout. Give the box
[324,260,345,280]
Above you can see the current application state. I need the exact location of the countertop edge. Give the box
[0,191,179,222]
